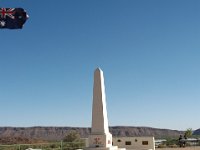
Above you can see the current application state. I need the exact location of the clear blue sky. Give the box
[0,0,200,131]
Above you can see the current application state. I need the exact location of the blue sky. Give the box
[0,0,200,130]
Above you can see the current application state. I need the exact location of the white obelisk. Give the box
[86,68,124,150]
[92,68,109,135]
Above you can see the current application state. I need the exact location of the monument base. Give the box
[85,146,126,150]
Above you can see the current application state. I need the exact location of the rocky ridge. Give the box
[0,126,184,143]
[193,128,200,135]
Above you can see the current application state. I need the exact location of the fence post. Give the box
[61,140,63,150]
[18,144,21,150]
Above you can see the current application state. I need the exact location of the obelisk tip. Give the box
[95,67,103,73]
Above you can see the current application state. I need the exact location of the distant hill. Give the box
[0,126,183,144]
[193,128,200,135]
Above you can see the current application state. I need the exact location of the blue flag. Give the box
[0,8,29,29]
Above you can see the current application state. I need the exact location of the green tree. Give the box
[184,128,193,138]
[63,130,81,142]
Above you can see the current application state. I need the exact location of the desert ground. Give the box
[157,147,200,150]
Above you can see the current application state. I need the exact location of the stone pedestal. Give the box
[88,133,112,148]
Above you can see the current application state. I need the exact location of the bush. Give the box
[158,144,166,148]
[63,130,81,142]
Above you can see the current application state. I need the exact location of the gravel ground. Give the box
[156,147,200,150]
